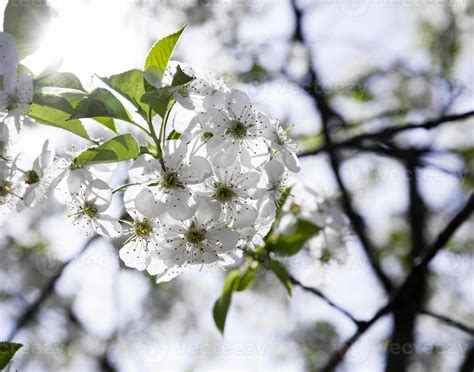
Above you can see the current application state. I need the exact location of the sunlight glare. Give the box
[29,0,145,82]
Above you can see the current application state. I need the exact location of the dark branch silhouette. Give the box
[289,275,362,327]
[299,110,474,158]
[321,195,473,371]
[289,1,474,370]
[290,0,394,294]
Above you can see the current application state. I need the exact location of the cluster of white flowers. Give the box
[1,33,303,282]
[1,34,63,220]
[114,64,301,282]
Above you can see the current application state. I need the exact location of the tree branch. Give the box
[420,309,474,336]
[290,0,393,294]
[321,194,473,371]
[459,341,474,372]
[6,236,99,341]
[385,157,428,372]
[299,110,474,158]
[289,275,362,327]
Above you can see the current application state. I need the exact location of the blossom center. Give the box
[200,131,213,142]
[178,85,189,97]
[319,249,332,264]
[82,201,98,218]
[26,170,40,185]
[227,120,248,140]
[6,93,21,112]
[161,172,180,192]
[186,222,206,244]
[276,133,286,146]
[0,181,12,197]
[135,218,153,238]
[213,182,236,202]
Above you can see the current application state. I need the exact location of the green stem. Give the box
[112,182,140,194]
[159,101,175,146]
[147,107,166,170]
[128,120,153,138]
[147,108,161,147]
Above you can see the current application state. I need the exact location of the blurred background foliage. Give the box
[0,0,473,371]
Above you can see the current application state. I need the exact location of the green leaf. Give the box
[144,25,187,80]
[268,260,292,296]
[0,342,22,369]
[140,65,193,119]
[73,133,139,167]
[99,69,148,120]
[3,0,51,59]
[70,88,135,132]
[33,93,74,114]
[167,129,182,140]
[93,117,116,133]
[28,104,90,140]
[268,219,321,256]
[212,271,240,334]
[212,268,258,334]
[141,86,176,119]
[235,268,257,292]
[171,65,194,86]
[36,72,85,91]
[239,61,269,83]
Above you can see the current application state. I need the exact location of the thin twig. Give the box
[289,275,362,327]
[420,309,474,336]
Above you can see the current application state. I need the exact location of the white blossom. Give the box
[0,156,24,221]
[268,120,300,172]
[0,32,18,75]
[23,140,65,207]
[119,186,162,271]
[200,162,260,228]
[128,141,211,221]
[202,89,272,168]
[0,71,33,133]
[310,228,348,266]
[258,159,288,221]
[148,200,239,283]
[64,179,121,238]
[171,64,229,111]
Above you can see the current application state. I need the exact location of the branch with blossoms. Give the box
[1,0,341,340]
